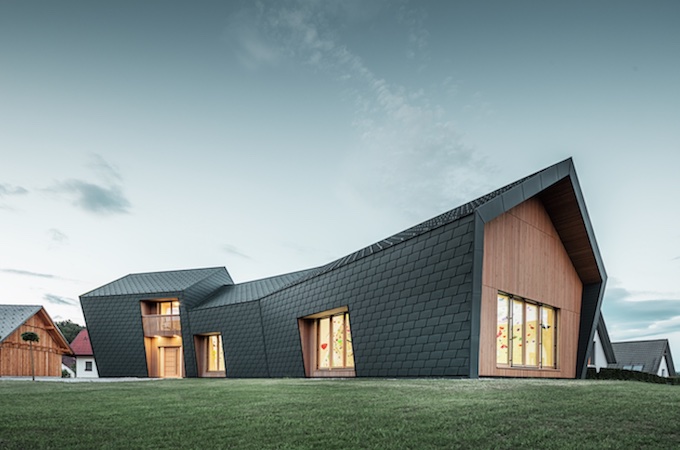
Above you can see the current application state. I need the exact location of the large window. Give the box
[317,313,354,370]
[207,335,225,372]
[496,293,557,368]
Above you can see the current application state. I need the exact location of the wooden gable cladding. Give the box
[538,177,601,284]
[0,308,72,377]
[479,197,583,378]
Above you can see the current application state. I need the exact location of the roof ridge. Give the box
[274,164,544,293]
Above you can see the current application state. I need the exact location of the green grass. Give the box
[1,378,678,449]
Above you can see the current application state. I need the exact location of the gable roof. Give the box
[0,304,72,354]
[81,267,232,298]
[280,157,605,293]
[70,329,93,356]
[609,339,676,376]
[195,268,319,309]
[0,304,42,343]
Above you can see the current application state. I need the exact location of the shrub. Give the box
[587,367,680,385]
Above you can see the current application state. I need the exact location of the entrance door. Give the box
[160,347,182,378]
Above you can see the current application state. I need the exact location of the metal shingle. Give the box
[81,267,229,297]
[0,305,42,343]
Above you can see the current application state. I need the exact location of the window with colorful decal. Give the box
[317,312,354,370]
[497,293,557,369]
[207,334,225,372]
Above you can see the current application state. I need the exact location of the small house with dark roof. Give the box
[70,329,99,378]
[609,339,676,378]
[0,305,72,377]
[81,158,607,379]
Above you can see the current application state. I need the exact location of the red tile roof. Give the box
[70,329,93,356]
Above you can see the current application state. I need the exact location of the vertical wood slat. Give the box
[479,197,583,378]
[0,311,68,377]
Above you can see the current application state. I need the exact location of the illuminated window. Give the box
[159,301,180,315]
[207,335,225,372]
[317,313,354,370]
[497,293,557,368]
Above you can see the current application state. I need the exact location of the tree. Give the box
[56,320,85,343]
[21,331,40,381]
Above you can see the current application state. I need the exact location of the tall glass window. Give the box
[318,312,354,369]
[496,293,557,369]
[207,334,225,372]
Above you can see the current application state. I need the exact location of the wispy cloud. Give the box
[223,244,252,260]
[227,1,493,220]
[48,228,68,245]
[0,183,28,211]
[43,293,77,306]
[48,180,131,215]
[0,183,28,197]
[397,3,429,61]
[1,268,55,278]
[46,155,131,215]
[603,286,680,339]
[88,153,123,183]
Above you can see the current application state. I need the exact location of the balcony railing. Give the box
[142,314,181,337]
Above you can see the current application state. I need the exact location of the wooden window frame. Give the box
[316,313,354,370]
[497,292,558,370]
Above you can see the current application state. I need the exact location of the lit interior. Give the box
[497,293,557,369]
[317,312,354,369]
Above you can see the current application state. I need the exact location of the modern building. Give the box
[70,329,99,378]
[81,158,607,379]
[609,339,676,378]
[0,305,73,377]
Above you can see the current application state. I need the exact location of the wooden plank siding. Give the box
[479,197,583,378]
[0,310,72,377]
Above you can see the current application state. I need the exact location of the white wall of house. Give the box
[62,364,75,378]
[657,356,670,378]
[76,356,99,378]
[589,329,608,372]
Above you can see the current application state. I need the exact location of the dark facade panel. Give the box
[259,215,475,378]
[80,294,154,377]
[188,302,269,378]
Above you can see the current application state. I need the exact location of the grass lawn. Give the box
[1,378,678,449]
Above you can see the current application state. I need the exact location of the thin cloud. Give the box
[603,286,680,339]
[228,2,493,221]
[0,183,28,197]
[43,293,77,306]
[1,268,55,278]
[49,180,131,215]
[223,244,252,260]
[88,153,123,183]
[48,228,68,244]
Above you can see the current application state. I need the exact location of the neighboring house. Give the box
[81,158,607,379]
[587,315,616,372]
[61,363,75,378]
[70,329,99,378]
[609,339,676,378]
[0,305,73,377]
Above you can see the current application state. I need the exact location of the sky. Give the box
[1,1,679,360]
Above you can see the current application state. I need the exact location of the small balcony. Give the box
[142,314,181,337]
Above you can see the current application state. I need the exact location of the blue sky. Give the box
[1,1,679,359]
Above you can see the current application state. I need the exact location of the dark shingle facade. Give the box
[80,158,607,379]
